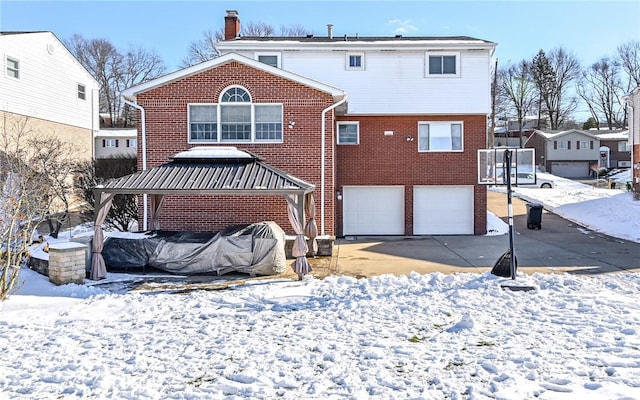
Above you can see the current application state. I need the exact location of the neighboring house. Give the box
[94,129,137,159]
[623,86,640,192]
[494,116,540,147]
[590,130,630,169]
[121,10,496,237]
[525,129,602,178]
[0,31,99,161]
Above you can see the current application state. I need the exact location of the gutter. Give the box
[320,94,348,235]
[123,98,149,230]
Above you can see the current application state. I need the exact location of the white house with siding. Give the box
[0,31,99,160]
[95,129,137,159]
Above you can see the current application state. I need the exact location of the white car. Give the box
[512,172,555,188]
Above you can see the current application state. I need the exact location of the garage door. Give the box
[413,186,474,235]
[551,162,589,178]
[343,186,404,235]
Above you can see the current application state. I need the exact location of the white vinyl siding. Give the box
[418,122,463,152]
[224,49,491,115]
[337,122,359,144]
[0,32,99,131]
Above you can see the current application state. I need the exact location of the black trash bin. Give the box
[527,203,543,229]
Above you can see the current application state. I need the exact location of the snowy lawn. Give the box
[1,175,640,399]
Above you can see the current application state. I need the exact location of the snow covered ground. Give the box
[1,175,640,399]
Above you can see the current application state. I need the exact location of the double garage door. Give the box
[551,162,589,178]
[342,186,474,235]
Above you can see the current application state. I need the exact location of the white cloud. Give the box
[387,18,418,35]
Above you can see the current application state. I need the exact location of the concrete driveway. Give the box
[321,191,640,278]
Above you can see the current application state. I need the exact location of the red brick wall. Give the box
[335,115,488,235]
[134,61,336,235]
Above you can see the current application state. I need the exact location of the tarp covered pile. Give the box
[102,221,287,276]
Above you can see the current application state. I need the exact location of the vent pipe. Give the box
[327,24,333,39]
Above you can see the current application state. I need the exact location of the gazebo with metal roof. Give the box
[90,147,317,281]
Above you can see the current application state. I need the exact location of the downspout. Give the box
[320,94,348,235]
[123,98,148,230]
[622,95,634,188]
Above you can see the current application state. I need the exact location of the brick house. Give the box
[121,10,496,237]
[623,86,640,191]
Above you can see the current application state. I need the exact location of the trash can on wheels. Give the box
[526,203,543,230]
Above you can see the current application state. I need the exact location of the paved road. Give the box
[329,191,640,277]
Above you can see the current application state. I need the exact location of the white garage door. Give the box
[551,162,589,178]
[343,186,404,235]
[413,186,474,235]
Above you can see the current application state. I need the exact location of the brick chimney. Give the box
[225,10,240,40]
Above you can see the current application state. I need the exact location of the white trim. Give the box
[187,102,284,144]
[425,51,460,78]
[417,121,464,152]
[121,52,345,101]
[345,52,365,71]
[337,121,360,144]
[255,52,281,68]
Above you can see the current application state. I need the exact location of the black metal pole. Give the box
[505,149,516,280]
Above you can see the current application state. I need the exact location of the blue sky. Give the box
[2,0,639,73]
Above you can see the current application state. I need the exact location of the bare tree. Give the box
[0,114,81,299]
[65,35,166,127]
[182,21,312,67]
[617,40,640,89]
[75,155,138,232]
[576,57,625,129]
[499,60,538,147]
[531,48,581,130]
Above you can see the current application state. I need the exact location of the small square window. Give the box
[557,141,567,149]
[426,53,459,77]
[337,122,359,144]
[77,84,86,100]
[618,141,630,152]
[127,139,137,148]
[6,57,19,79]
[346,53,364,70]
[579,140,589,149]
[256,53,280,68]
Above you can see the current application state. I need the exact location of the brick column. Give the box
[48,242,87,285]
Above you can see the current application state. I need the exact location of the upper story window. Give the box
[126,139,137,148]
[188,86,283,144]
[346,53,364,71]
[256,52,281,68]
[426,52,459,77]
[556,141,568,149]
[103,139,118,148]
[618,141,630,152]
[6,57,19,79]
[418,121,463,152]
[578,140,591,149]
[337,122,359,144]
[77,84,86,100]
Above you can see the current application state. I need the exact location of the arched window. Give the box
[188,86,283,143]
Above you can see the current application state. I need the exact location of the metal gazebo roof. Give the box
[96,147,315,196]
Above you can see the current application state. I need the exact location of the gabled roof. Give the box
[531,129,601,141]
[121,52,346,102]
[97,147,314,196]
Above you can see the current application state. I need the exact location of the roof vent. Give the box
[327,24,333,39]
[395,34,403,38]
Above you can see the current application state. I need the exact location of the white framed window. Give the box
[578,140,590,149]
[426,52,460,77]
[618,141,630,152]
[126,139,137,148]
[418,121,463,152]
[188,86,283,144]
[77,84,86,100]
[337,122,359,144]
[256,52,281,68]
[103,139,118,148]
[346,53,364,70]
[557,141,568,149]
[6,57,19,79]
